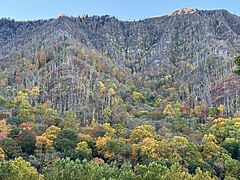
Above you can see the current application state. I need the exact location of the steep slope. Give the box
[0,8,240,120]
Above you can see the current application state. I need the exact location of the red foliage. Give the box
[0,131,7,139]
[19,123,30,128]
[212,116,223,121]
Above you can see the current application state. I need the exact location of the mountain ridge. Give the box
[1,8,240,119]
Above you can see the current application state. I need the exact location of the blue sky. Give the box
[0,0,239,21]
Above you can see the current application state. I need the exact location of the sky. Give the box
[0,0,240,21]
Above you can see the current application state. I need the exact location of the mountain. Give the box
[1,8,240,122]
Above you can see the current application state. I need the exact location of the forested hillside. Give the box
[0,8,239,179]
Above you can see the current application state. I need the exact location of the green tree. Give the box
[0,157,40,180]
[134,162,168,179]
[34,102,60,125]
[44,158,136,180]
[107,138,129,161]
[208,107,218,117]
[102,106,113,123]
[222,138,240,160]
[6,117,27,126]
[0,138,22,159]
[61,110,78,130]
[193,167,217,180]
[163,103,181,118]
[161,163,192,180]
[0,96,7,107]
[54,129,78,152]
[17,130,36,155]
[18,100,35,122]
[216,154,240,179]
[8,127,22,139]
[234,55,240,75]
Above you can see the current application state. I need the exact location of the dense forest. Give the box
[0,85,239,179]
[0,8,240,179]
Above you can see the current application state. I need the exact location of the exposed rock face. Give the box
[168,8,198,16]
[1,8,240,115]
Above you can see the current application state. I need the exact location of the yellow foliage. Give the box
[140,137,159,159]
[234,121,240,130]
[103,123,116,137]
[0,147,4,161]
[30,86,39,97]
[75,141,92,155]
[99,81,106,93]
[42,125,61,141]
[15,91,29,102]
[211,118,225,128]
[78,133,93,142]
[217,104,225,114]
[203,134,217,143]
[163,104,172,112]
[130,125,156,143]
[95,136,113,158]
[202,134,220,159]
[108,88,115,96]
[171,136,189,148]
[0,119,9,132]
[210,117,240,143]
[36,135,53,152]
[132,91,144,101]
[8,157,40,179]
[202,141,221,159]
